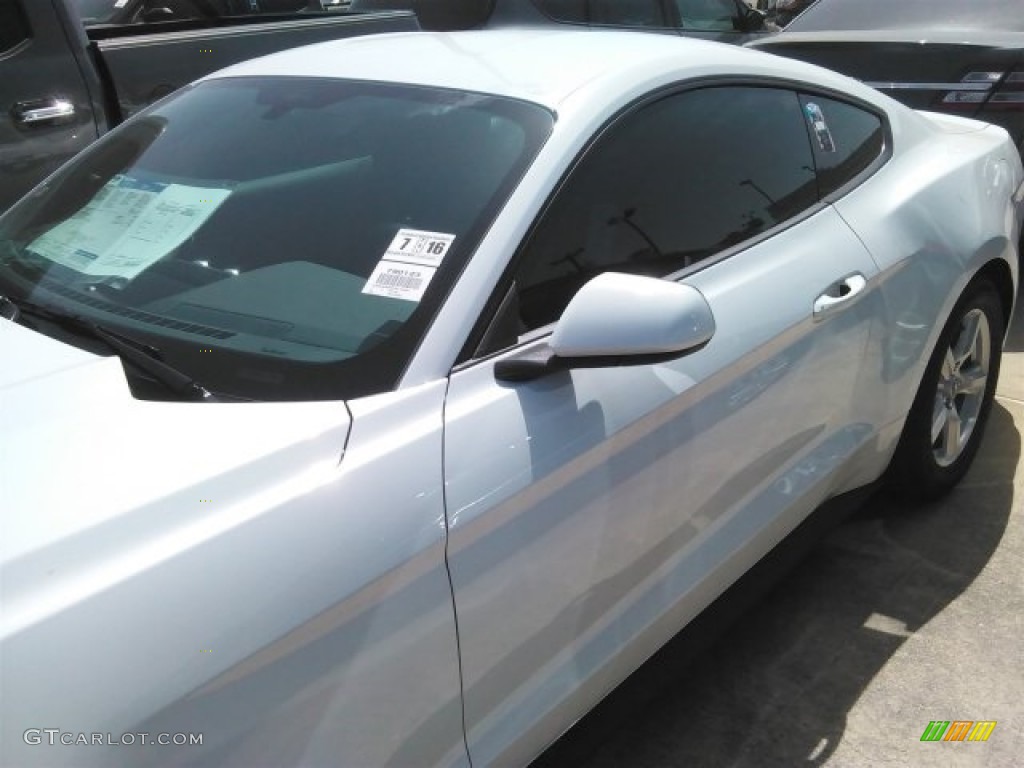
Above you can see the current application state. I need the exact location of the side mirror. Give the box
[495,273,715,382]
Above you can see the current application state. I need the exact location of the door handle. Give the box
[13,99,76,127]
[813,273,867,320]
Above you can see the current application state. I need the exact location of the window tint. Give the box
[76,0,331,26]
[513,87,817,332]
[75,0,123,24]
[531,0,588,23]
[675,0,740,31]
[533,0,670,27]
[788,0,1024,33]
[591,0,668,26]
[0,0,30,54]
[799,95,884,197]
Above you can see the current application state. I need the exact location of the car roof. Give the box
[208,28,804,110]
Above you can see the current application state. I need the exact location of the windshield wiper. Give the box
[1,294,216,402]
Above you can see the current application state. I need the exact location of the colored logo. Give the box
[921,721,996,742]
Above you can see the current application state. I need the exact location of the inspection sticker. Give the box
[362,260,435,302]
[383,228,455,267]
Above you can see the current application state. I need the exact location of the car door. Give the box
[442,85,887,766]
[0,0,103,212]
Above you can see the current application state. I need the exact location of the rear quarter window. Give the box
[799,94,885,197]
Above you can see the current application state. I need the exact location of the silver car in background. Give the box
[1,28,1021,768]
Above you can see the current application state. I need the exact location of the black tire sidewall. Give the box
[889,279,1005,502]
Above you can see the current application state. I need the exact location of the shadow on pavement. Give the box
[534,403,1020,768]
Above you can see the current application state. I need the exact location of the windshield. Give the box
[0,77,553,401]
[787,0,1024,33]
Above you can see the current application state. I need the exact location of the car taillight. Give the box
[988,71,1024,108]
[940,71,1001,108]
[942,69,1024,111]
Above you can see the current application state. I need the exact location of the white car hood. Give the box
[0,309,102,387]
[0,319,352,634]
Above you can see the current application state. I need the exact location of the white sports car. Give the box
[0,28,1021,768]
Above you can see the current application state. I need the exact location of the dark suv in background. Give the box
[749,0,1024,152]
[351,0,770,42]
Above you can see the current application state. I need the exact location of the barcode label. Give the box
[362,260,436,302]
[376,270,423,291]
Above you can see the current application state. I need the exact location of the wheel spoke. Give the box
[931,400,949,445]
[941,348,955,380]
[958,367,988,397]
[953,312,981,368]
[942,408,963,459]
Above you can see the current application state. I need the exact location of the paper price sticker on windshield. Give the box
[383,228,455,267]
[362,260,435,302]
[27,175,231,280]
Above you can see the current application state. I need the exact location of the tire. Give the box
[888,278,1005,502]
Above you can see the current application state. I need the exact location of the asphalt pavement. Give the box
[535,287,1024,767]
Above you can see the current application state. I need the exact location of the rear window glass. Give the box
[788,0,1024,33]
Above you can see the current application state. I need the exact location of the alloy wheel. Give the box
[931,308,991,467]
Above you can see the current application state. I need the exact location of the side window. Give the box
[242,0,320,12]
[799,94,885,197]
[531,0,588,23]
[675,0,742,31]
[0,0,30,54]
[76,0,327,26]
[588,0,669,27]
[534,0,670,28]
[512,86,817,332]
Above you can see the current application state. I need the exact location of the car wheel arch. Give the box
[886,271,1008,501]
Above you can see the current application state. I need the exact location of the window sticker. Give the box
[805,102,836,153]
[360,227,456,302]
[362,260,436,302]
[383,228,455,267]
[27,175,231,281]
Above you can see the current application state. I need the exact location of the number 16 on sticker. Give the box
[384,228,455,266]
